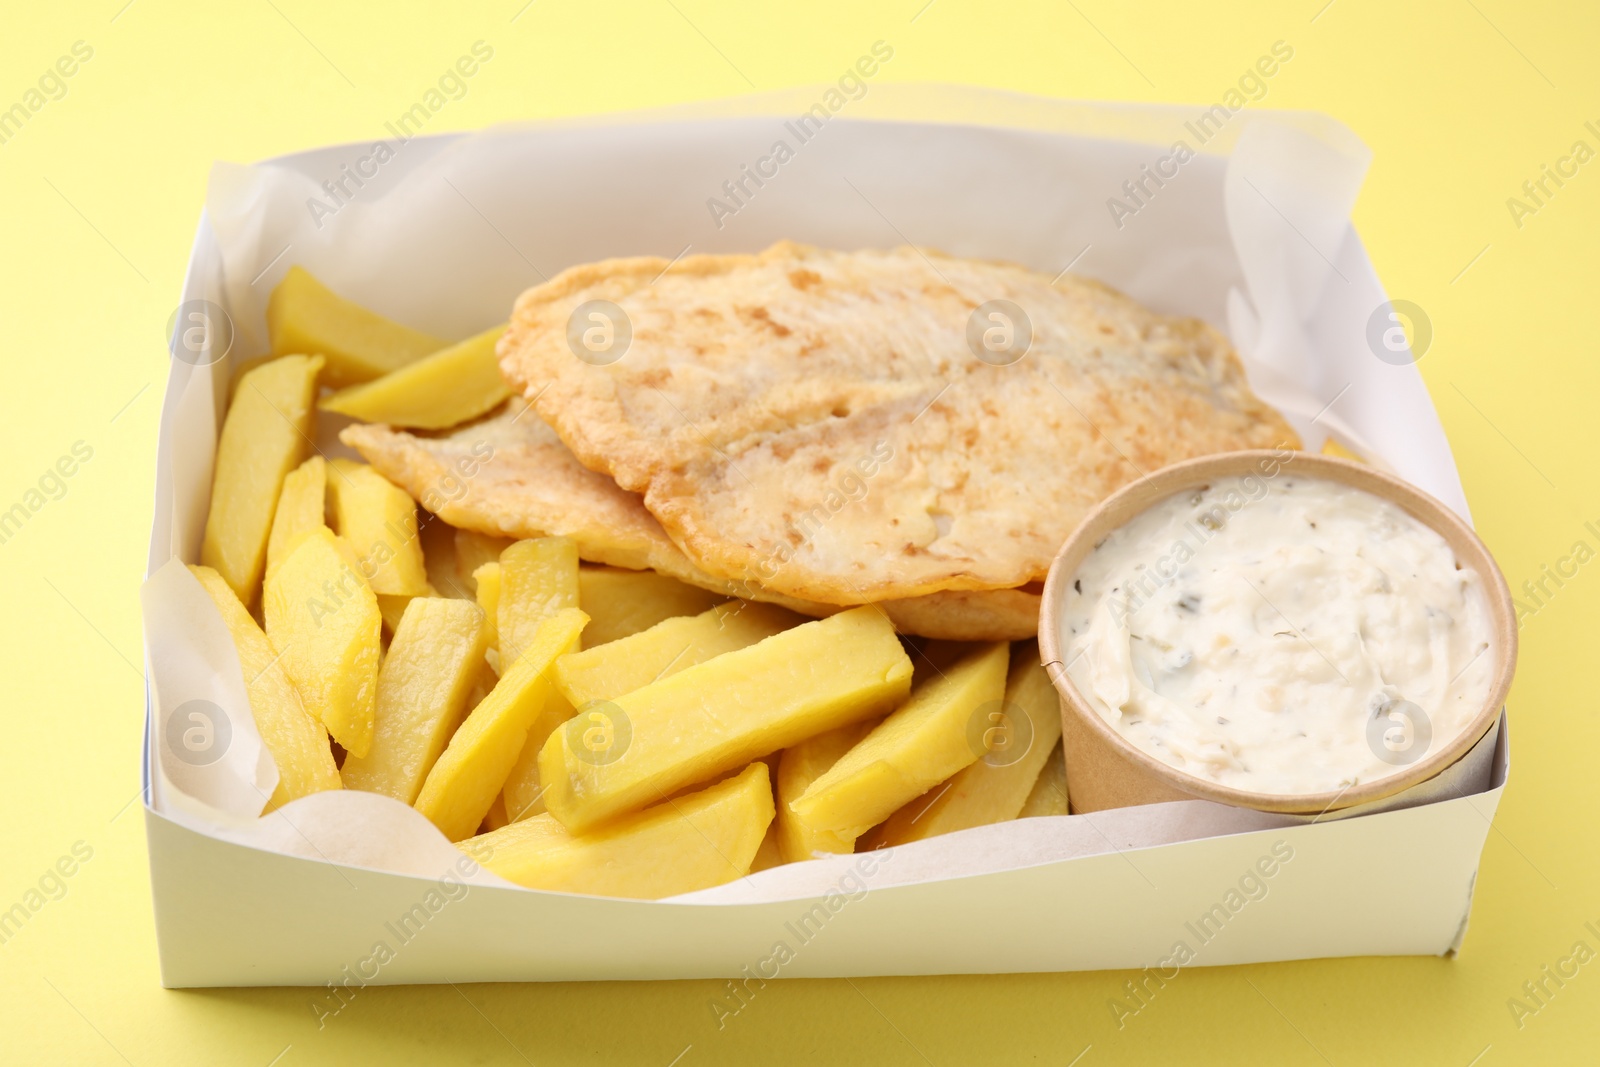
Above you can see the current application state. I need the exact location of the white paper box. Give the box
[142,87,1508,987]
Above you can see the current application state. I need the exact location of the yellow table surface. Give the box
[2,1,1594,1062]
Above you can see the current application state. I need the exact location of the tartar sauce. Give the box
[1060,471,1495,795]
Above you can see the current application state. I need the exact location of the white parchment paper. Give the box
[142,86,1480,902]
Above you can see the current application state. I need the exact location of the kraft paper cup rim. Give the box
[1036,449,1518,816]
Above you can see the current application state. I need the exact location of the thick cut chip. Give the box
[321,325,509,428]
[498,242,1300,604]
[775,720,879,863]
[866,644,1064,847]
[413,608,587,841]
[554,601,801,708]
[499,538,580,666]
[474,561,501,655]
[464,658,499,714]
[342,403,1039,640]
[482,793,512,832]
[500,762,554,824]
[749,820,784,873]
[576,566,725,648]
[375,589,440,634]
[201,354,323,605]
[496,537,582,822]
[419,517,469,599]
[459,762,774,898]
[539,606,913,834]
[326,460,429,596]
[262,528,382,758]
[266,265,447,388]
[190,565,341,810]
[265,454,327,585]
[456,528,515,591]
[1018,740,1068,818]
[340,597,487,804]
[789,641,1010,834]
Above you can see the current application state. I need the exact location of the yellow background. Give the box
[2,0,1596,1062]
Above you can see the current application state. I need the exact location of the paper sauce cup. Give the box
[1037,450,1517,816]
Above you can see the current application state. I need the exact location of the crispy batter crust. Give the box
[499,242,1300,604]
[341,402,1039,640]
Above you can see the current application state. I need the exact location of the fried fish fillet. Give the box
[498,241,1300,605]
[340,402,1040,640]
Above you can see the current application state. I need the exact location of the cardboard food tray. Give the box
[141,85,1509,987]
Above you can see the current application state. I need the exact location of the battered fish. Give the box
[340,402,1040,640]
[498,242,1299,605]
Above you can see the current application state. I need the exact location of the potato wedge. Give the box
[473,561,501,655]
[326,460,430,596]
[1018,740,1068,818]
[499,538,579,666]
[501,696,572,820]
[576,566,725,648]
[266,265,447,388]
[867,646,1063,847]
[459,762,773,898]
[482,793,511,832]
[749,821,784,873]
[554,601,800,708]
[340,597,487,804]
[374,588,446,635]
[263,527,382,758]
[321,325,509,429]
[414,608,588,841]
[225,353,277,404]
[200,354,323,605]
[464,658,498,712]
[539,606,913,834]
[496,538,581,822]
[789,641,1009,834]
[419,517,468,599]
[265,455,327,584]
[456,529,515,591]
[775,720,879,863]
[189,564,340,810]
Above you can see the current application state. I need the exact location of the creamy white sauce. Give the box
[1060,470,1495,796]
